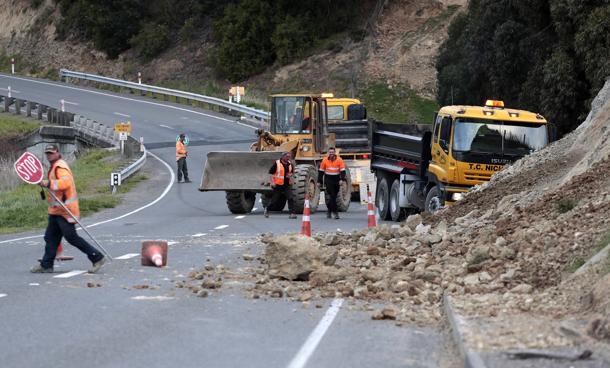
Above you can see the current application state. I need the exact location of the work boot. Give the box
[334,212,340,219]
[326,211,331,219]
[264,208,269,218]
[30,264,53,273]
[289,213,297,219]
[184,179,192,183]
[88,257,107,274]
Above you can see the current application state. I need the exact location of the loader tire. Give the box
[292,164,320,214]
[324,167,351,212]
[261,192,287,211]
[226,191,256,214]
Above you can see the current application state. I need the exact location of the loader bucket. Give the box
[199,151,284,192]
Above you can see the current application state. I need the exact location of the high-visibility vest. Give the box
[319,156,345,176]
[272,160,293,185]
[47,159,79,223]
[176,141,187,161]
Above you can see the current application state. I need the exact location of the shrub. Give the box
[271,15,312,64]
[130,22,171,60]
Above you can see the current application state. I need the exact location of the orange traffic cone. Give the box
[141,241,168,267]
[56,242,74,261]
[300,193,312,237]
[367,185,377,228]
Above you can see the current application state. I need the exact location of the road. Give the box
[0,74,451,368]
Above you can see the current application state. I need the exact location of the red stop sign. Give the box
[14,152,44,184]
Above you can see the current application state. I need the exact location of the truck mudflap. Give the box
[199,151,283,192]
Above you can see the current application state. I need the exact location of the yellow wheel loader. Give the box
[199,94,368,214]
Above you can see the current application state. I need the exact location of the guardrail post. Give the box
[37,104,45,120]
[4,97,13,112]
[26,101,33,117]
[15,99,21,115]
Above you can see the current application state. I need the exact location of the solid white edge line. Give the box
[0,151,174,244]
[116,253,140,260]
[234,215,245,219]
[159,124,174,130]
[287,298,343,368]
[0,74,256,128]
[53,270,87,278]
[0,293,7,298]
[113,112,131,118]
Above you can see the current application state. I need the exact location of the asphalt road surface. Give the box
[0,74,453,368]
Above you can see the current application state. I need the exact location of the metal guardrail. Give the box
[114,137,147,193]
[59,69,271,122]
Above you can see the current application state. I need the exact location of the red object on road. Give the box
[141,241,168,267]
[300,194,312,237]
[367,187,377,228]
[13,152,44,184]
[56,242,74,261]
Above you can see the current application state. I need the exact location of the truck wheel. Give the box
[325,167,351,212]
[261,193,287,211]
[226,191,256,214]
[390,179,406,222]
[292,164,320,214]
[375,176,391,221]
[425,186,444,214]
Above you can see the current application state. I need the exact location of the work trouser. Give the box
[40,215,104,268]
[324,175,341,213]
[270,184,295,213]
[177,157,189,181]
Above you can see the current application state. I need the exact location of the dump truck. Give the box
[370,100,554,221]
[326,97,370,202]
[199,94,370,214]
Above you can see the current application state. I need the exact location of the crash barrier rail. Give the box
[0,94,146,189]
[59,69,271,123]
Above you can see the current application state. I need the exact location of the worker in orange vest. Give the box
[176,133,191,183]
[31,144,106,273]
[265,151,296,219]
[318,147,346,219]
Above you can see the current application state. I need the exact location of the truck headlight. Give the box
[301,145,310,152]
[451,192,464,201]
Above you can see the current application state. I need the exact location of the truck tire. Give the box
[325,167,351,212]
[292,164,320,214]
[261,193,286,211]
[424,186,444,214]
[375,175,391,221]
[226,191,256,214]
[389,179,407,222]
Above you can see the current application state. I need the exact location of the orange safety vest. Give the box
[272,159,293,185]
[176,140,187,161]
[319,156,345,176]
[47,159,79,223]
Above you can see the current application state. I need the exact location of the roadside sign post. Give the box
[110,172,122,194]
[114,122,132,156]
[11,58,14,74]
[13,152,112,261]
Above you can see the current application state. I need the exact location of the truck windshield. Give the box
[453,118,548,155]
[272,96,308,134]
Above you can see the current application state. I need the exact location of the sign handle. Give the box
[46,189,113,261]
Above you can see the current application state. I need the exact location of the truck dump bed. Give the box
[327,119,369,153]
[369,121,433,178]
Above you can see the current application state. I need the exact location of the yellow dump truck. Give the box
[199,94,371,214]
[370,100,554,221]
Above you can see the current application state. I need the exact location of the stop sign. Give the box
[14,152,44,184]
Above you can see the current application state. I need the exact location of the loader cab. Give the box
[270,94,328,152]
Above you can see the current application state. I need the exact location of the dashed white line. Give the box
[234,216,245,219]
[114,112,131,118]
[192,233,207,237]
[214,225,229,230]
[0,87,20,93]
[168,241,178,246]
[287,298,344,368]
[116,253,139,260]
[29,283,40,286]
[0,293,6,298]
[159,124,174,130]
[63,100,79,106]
[54,270,87,278]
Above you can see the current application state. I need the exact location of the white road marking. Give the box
[113,112,131,118]
[0,293,6,298]
[234,215,245,219]
[286,298,344,368]
[167,241,178,245]
[63,100,79,106]
[54,270,87,278]
[180,116,189,120]
[29,283,40,286]
[131,296,174,301]
[192,233,207,237]
[252,207,258,212]
[1,87,20,93]
[214,225,229,230]
[159,124,174,130]
[116,253,139,260]
[0,75,254,128]
[0,151,174,244]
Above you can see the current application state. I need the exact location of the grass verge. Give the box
[0,149,147,234]
[0,113,41,136]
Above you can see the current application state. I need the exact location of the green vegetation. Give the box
[565,257,586,274]
[556,198,577,213]
[0,149,145,233]
[0,114,40,136]
[361,83,439,124]
[437,1,610,137]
